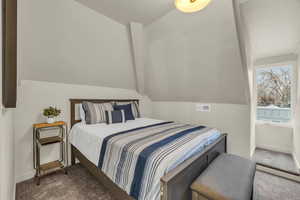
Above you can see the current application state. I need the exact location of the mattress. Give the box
[69,118,221,200]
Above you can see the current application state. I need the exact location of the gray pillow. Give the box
[82,101,113,124]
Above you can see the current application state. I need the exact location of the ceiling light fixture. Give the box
[175,0,212,13]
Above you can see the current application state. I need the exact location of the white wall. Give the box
[294,47,300,165]
[242,0,300,60]
[255,124,294,153]
[145,0,247,104]
[152,102,251,158]
[0,110,15,200]
[19,0,136,90]
[14,80,152,182]
[0,3,15,200]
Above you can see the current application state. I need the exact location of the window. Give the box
[256,64,292,123]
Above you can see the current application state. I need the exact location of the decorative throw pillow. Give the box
[113,104,135,121]
[105,110,126,124]
[116,101,140,118]
[82,101,113,124]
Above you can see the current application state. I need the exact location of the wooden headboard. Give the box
[69,99,139,128]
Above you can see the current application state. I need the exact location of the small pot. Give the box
[47,117,55,124]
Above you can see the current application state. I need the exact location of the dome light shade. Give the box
[175,0,212,13]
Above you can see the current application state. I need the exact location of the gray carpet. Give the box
[253,148,299,174]
[254,171,300,200]
[16,165,300,200]
[16,165,113,200]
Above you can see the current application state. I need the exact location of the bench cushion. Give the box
[191,154,256,200]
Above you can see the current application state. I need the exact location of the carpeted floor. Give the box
[16,164,300,200]
[254,171,300,200]
[16,165,113,200]
[253,148,299,174]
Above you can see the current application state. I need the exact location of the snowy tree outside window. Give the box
[256,65,292,123]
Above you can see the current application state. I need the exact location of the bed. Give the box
[69,99,227,200]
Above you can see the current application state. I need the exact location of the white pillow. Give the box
[79,104,86,123]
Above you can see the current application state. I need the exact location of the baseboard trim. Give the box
[16,170,35,183]
[257,165,300,183]
[256,144,292,154]
[256,162,299,176]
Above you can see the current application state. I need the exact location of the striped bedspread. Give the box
[98,121,221,200]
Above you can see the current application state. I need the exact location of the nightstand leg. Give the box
[36,142,40,185]
[65,125,69,167]
[60,126,63,162]
[33,127,36,169]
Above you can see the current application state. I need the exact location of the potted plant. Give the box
[43,106,61,123]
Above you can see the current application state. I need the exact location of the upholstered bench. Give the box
[191,153,256,200]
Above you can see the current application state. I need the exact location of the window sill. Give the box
[255,120,293,128]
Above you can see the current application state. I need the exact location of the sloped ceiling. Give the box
[145,0,248,104]
[75,0,174,25]
[19,0,136,90]
[20,0,250,104]
[242,0,300,60]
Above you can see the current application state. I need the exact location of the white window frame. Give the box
[253,61,296,127]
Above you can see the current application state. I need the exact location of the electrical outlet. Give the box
[196,104,211,112]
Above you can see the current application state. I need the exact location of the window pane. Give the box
[256,65,292,123]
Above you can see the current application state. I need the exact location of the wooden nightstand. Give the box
[33,121,68,185]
